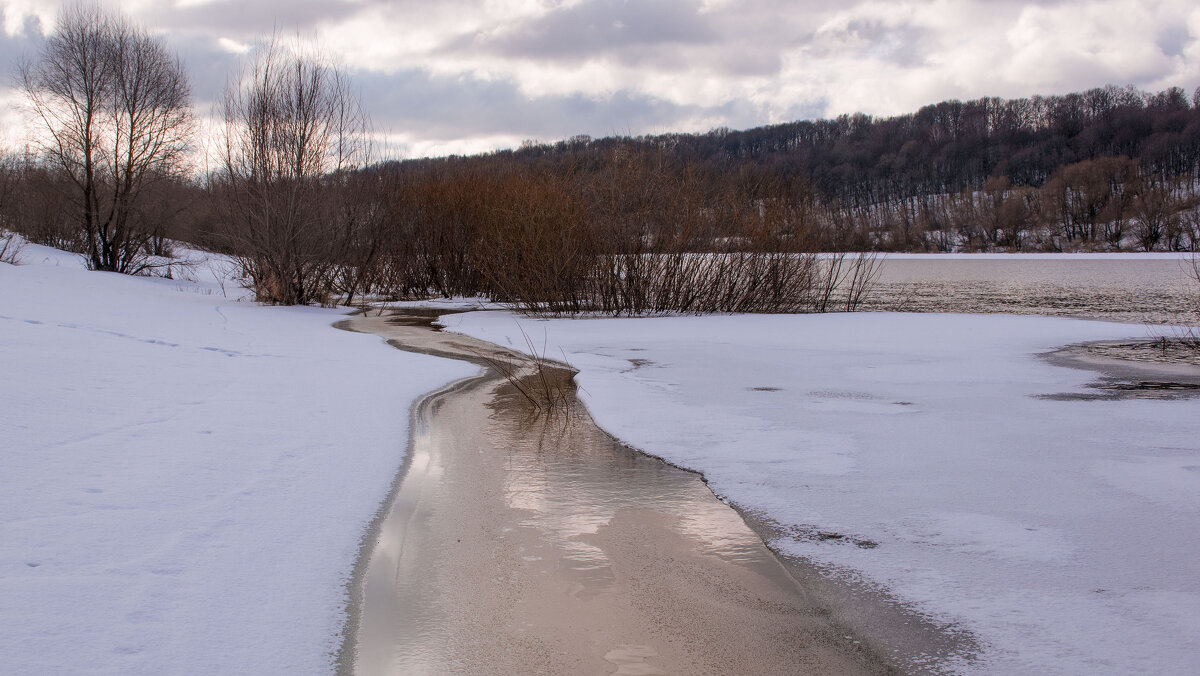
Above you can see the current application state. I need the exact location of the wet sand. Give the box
[337,311,921,675]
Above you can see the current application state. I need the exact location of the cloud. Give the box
[0,0,53,37]
[1004,1,1174,88]
[137,0,364,37]
[457,0,718,62]
[2,0,1198,158]
[353,66,768,155]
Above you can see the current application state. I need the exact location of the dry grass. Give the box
[0,231,24,264]
[470,322,575,416]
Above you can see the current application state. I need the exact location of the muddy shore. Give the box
[336,311,949,675]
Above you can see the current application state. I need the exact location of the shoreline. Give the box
[331,366,486,676]
[1042,339,1200,399]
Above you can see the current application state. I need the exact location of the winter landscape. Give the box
[4,1,1200,675]
[4,239,1199,674]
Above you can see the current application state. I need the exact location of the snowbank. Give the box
[445,310,1200,675]
[0,245,474,674]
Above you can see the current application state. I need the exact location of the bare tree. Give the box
[17,2,193,273]
[213,38,372,305]
[1131,177,1183,251]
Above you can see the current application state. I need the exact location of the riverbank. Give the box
[0,245,474,675]
[445,311,1200,675]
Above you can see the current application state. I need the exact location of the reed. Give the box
[470,322,575,415]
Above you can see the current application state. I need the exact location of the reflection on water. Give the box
[353,372,803,674]
[863,257,1197,324]
[492,387,766,598]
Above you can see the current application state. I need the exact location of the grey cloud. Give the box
[167,35,244,109]
[353,67,765,148]
[805,14,933,69]
[1155,24,1192,59]
[846,19,932,68]
[436,0,792,78]
[780,98,830,125]
[452,0,717,61]
[0,17,45,74]
[141,0,365,37]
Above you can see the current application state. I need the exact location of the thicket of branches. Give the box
[208,39,376,306]
[371,152,876,315]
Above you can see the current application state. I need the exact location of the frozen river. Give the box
[448,308,1200,675]
[861,254,1198,325]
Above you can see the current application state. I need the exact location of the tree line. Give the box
[2,3,1197,314]
[423,84,1200,253]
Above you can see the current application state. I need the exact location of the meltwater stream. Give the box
[336,310,951,675]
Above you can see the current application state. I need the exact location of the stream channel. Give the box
[336,309,967,675]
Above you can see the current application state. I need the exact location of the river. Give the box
[336,311,954,675]
[860,254,1197,324]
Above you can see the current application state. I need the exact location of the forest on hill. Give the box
[386,83,1200,254]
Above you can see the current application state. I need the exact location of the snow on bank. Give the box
[0,245,475,674]
[445,311,1200,675]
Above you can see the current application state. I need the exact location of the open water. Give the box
[861,255,1198,325]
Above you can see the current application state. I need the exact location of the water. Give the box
[339,312,928,675]
[862,256,1198,324]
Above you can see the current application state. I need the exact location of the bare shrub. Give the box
[368,145,880,316]
[586,251,821,315]
[0,151,23,263]
[1131,178,1192,251]
[327,170,396,307]
[812,252,884,312]
[476,169,595,314]
[3,160,83,252]
[386,167,497,299]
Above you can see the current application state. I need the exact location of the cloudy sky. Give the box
[2,0,1199,159]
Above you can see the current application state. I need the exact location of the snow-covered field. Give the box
[445,311,1200,675]
[0,245,474,674]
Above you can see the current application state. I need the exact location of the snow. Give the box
[444,310,1200,675]
[0,244,475,674]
